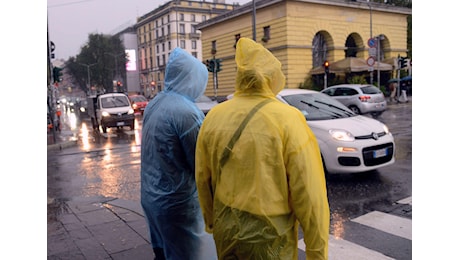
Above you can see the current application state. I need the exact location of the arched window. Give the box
[312,33,328,67]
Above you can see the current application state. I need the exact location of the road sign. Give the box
[368,38,376,48]
[368,47,377,57]
[367,56,375,66]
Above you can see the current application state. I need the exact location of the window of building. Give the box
[192,40,197,50]
[191,14,195,22]
[262,26,271,42]
[192,52,197,58]
[234,34,241,48]
[162,54,166,66]
[202,15,206,22]
[180,13,184,21]
[161,27,164,37]
[212,40,217,54]
[157,56,160,67]
[156,45,159,53]
[156,20,158,27]
[179,24,185,34]
[167,25,170,35]
[168,41,171,50]
[167,15,170,23]
[180,40,186,49]
[191,25,196,34]
[162,43,165,52]
[156,30,159,38]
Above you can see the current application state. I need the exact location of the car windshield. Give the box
[101,96,130,108]
[131,96,147,102]
[281,92,355,120]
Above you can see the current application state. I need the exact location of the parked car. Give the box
[227,89,395,174]
[195,95,218,115]
[320,84,387,117]
[129,95,149,115]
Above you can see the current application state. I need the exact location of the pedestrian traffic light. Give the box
[216,59,222,72]
[323,61,330,74]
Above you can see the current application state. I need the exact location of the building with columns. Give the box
[196,0,411,99]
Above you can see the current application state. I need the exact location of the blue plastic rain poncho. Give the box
[140,47,217,260]
[196,38,330,259]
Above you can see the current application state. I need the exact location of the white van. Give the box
[87,93,135,133]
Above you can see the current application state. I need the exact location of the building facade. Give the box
[196,0,411,99]
[134,0,240,98]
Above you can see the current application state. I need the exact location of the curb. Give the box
[47,139,78,151]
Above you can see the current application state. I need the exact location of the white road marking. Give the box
[351,211,412,240]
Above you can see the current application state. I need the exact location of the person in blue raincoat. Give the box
[196,38,330,259]
[140,47,217,260]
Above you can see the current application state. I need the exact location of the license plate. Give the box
[117,122,125,126]
[373,148,387,158]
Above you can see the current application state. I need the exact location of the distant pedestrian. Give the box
[389,82,397,102]
[140,47,217,260]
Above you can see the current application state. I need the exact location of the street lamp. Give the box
[377,34,384,89]
[79,62,97,93]
[367,1,373,85]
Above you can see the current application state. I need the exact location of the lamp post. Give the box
[79,62,97,94]
[377,34,384,89]
[105,52,125,82]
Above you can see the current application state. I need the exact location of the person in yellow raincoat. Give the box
[195,37,330,260]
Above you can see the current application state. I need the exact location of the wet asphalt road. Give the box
[47,99,411,259]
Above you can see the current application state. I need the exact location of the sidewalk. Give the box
[47,196,154,259]
[47,117,155,259]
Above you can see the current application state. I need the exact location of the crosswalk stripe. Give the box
[351,211,412,240]
[298,197,411,258]
[298,236,395,260]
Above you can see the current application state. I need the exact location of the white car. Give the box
[195,95,218,115]
[228,89,395,174]
[277,89,394,174]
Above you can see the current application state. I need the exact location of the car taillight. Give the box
[359,95,371,102]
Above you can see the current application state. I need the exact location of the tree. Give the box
[66,33,127,94]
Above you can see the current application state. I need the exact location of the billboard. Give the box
[126,49,137,71]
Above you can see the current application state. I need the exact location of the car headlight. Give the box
[102,111,110,117]
[382,124,390,135]
[80,107,86,112]
[128,108,134,114]
[132,104,138,109]
[329,129,355,141]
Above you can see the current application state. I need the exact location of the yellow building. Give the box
[197,0,411,99]
[135,0,240,97]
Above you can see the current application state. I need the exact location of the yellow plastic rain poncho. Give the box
[141,47,217,260]
[196,38,330,259]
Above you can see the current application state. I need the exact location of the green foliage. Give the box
[347,75,368,84]
[66,33,127,94]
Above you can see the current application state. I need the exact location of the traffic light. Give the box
[399,57,408,69]
[216,59,222,72]
[208,59,216,73]
[53,66,63,83]
[323,60,330,74]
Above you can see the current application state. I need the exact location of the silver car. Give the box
[320,84,387,117]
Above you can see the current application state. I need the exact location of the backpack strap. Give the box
[219,98,274,168]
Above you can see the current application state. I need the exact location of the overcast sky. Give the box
[47,0,251,60]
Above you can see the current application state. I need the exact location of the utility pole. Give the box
[105,52,125,83]
[367,1,374,85]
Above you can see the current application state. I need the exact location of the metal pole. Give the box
[377,36,380,88]
[79,63,97,94]
[252,0,256,41]
[368,2,373,85]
